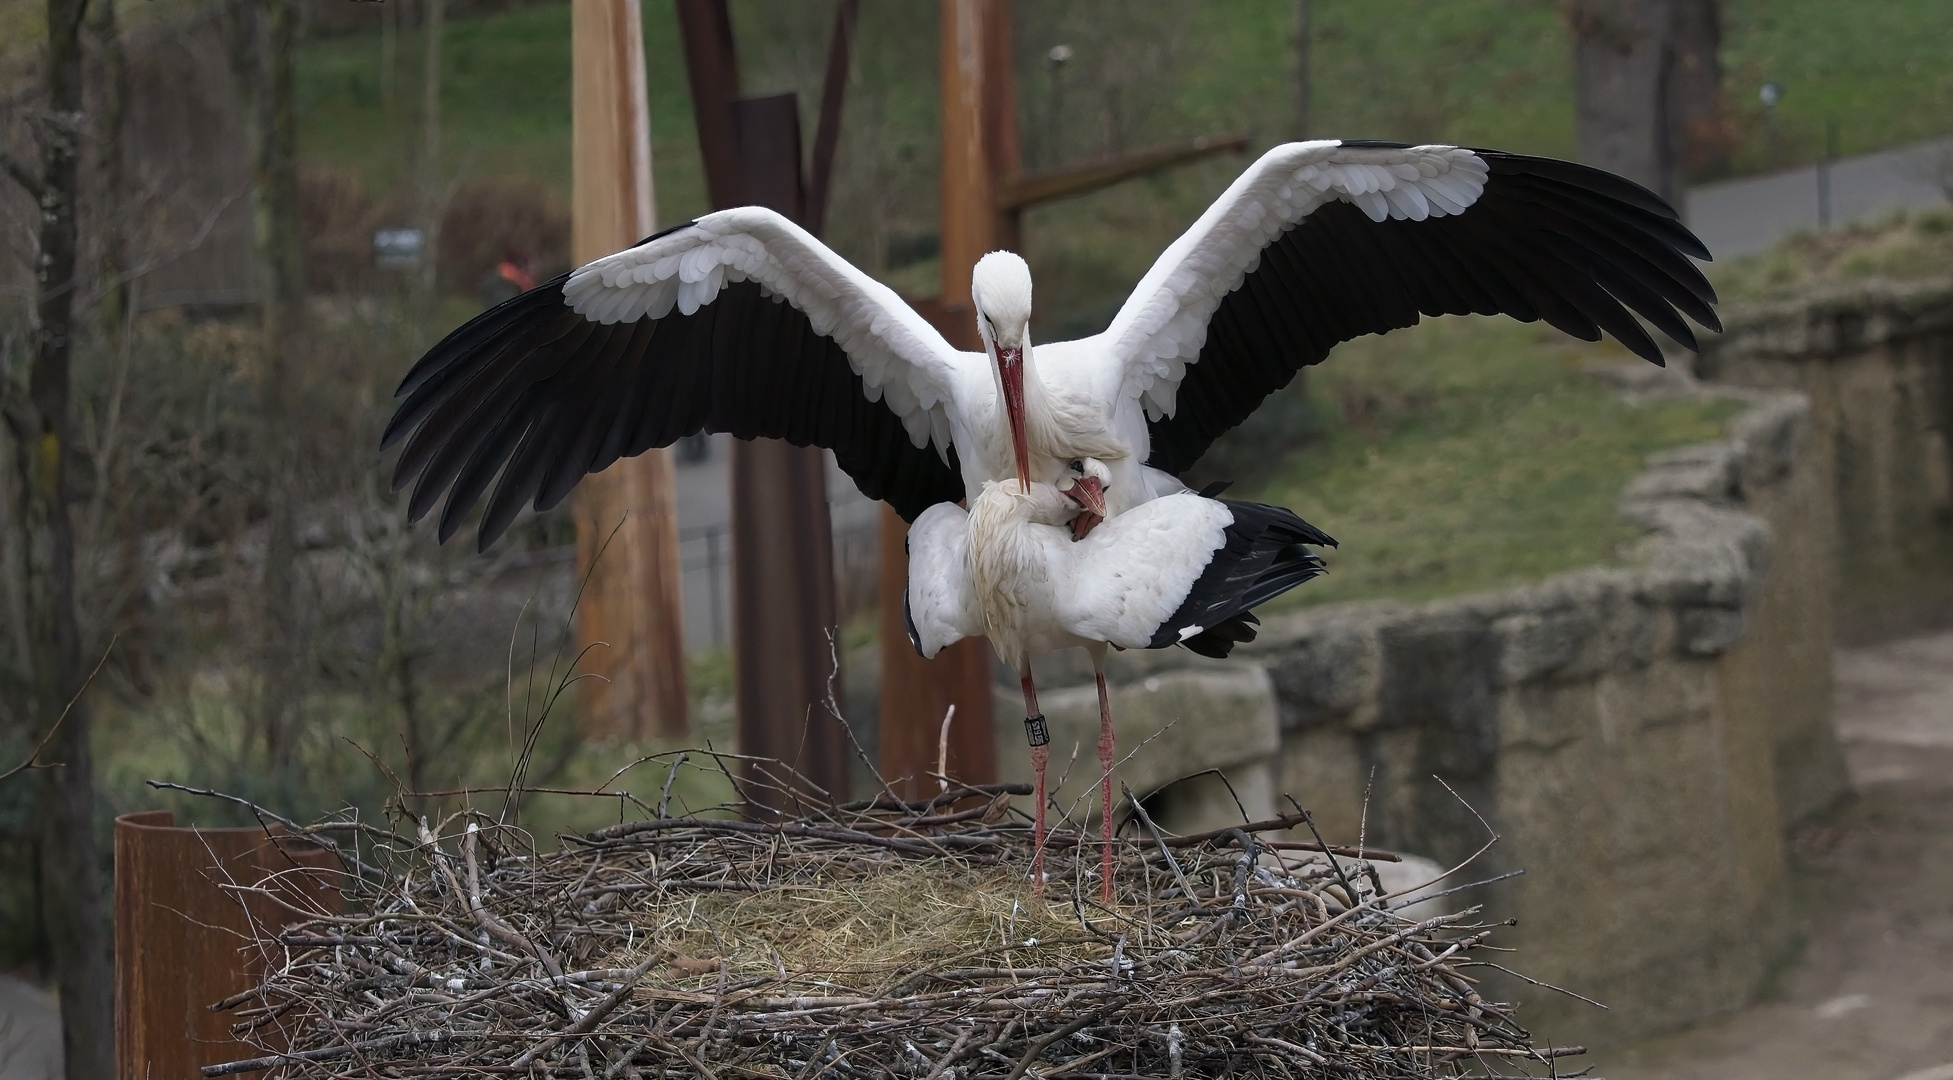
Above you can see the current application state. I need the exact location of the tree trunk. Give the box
[419,0,443,299]
[1293,0,1311,140]
[4,0,115,1074]
[227,0,308,773]
[86,0,129,323]
[259,0,304,774]
[571,0,689,742]
[1569,0,1724,208]
[1667,0,1727,181]
[1570,0,1677,204]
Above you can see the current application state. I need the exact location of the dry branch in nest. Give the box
[201,755,1581,1080]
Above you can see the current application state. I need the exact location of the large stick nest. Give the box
[205,757,1580,1080]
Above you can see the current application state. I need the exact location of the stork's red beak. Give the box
[997,346,1031,489]
[1066,474,1106,540]
[1067,475,1106,519]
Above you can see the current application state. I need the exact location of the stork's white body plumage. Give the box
[904,470,1333,893]
[910,484,1232,664]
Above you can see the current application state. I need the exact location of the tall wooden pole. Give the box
[875,0,1020,800]
[569,0,689,739]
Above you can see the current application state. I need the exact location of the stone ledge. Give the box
[1007,380,1812,722]
[992,665,1281,821]
[1701,275,1953,362]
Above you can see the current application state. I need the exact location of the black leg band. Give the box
[1023,714,1050,747]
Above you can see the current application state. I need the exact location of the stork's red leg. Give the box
[1019,660,1050,893]
[1094,665,1116,903]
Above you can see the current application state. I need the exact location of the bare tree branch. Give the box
[0,145,40,200]
[0,635,114,783]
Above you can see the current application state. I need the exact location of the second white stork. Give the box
[906,460,1334,895]
[382,140,1718,550]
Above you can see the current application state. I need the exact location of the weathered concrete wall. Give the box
[1697,278,1953,603]
[992,384,1847,1045]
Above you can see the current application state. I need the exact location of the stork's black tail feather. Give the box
[1154,499,1335,658]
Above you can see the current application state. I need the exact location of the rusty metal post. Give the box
[114,810,341,1080]
[569,0,689,739]
[877,501,997,800]
[675,0,852,809]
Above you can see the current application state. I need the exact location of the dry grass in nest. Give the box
[195,754,1584,1080]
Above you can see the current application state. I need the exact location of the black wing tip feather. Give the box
[1147,142,1722,479]
[1219,498,1338,549]
[1151,500,1335,655]
[383,272,966,552]
[390,271,576,401]
[382,215,705,445]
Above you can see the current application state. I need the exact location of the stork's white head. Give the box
[972,251,1033,349]
[1058,458,1109,540]
[972,252,1035,488]
[1058,458,1110,521]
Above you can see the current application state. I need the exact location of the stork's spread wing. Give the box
[383,208,974,550]
[1145,499,1333,658]
[1064,493,1332,657]
[1098,140,1721,475]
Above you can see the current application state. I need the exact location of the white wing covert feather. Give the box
[562,207,971,458]
[905,502,982,658]
[1060,493,1232,648]
[1100,141,1489,425]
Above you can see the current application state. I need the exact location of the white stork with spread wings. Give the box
[383,139,1719,551]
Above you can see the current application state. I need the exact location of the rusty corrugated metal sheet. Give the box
[114,810,341,1080]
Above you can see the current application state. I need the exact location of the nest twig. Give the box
[201,755,1578,1080]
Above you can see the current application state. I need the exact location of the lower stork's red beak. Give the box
[1066,475,1106,540]
[1068,475,1107,519]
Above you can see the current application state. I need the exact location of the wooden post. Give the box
[114,811,340,1080]
[940,0,1020,263]
[874,0,1022,800]
[569,0,688,739]
[675,0,852,809]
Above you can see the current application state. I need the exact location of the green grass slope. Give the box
[1252,320,1742,610]
[290,0,1953,205]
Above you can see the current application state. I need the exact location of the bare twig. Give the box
[1,634,115,782]
[187,759,1549,1080]
[0,145,40,200]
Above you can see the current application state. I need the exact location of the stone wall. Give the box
[990,381,1848,1045]
[1696,278,1953,616]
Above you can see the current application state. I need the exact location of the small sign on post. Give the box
[372,227,426,270]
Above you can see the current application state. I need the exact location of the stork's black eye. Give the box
[1068,460,1083,472]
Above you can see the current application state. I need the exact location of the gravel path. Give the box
[1593,630,1953,1080]
[0,974,57,1080]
